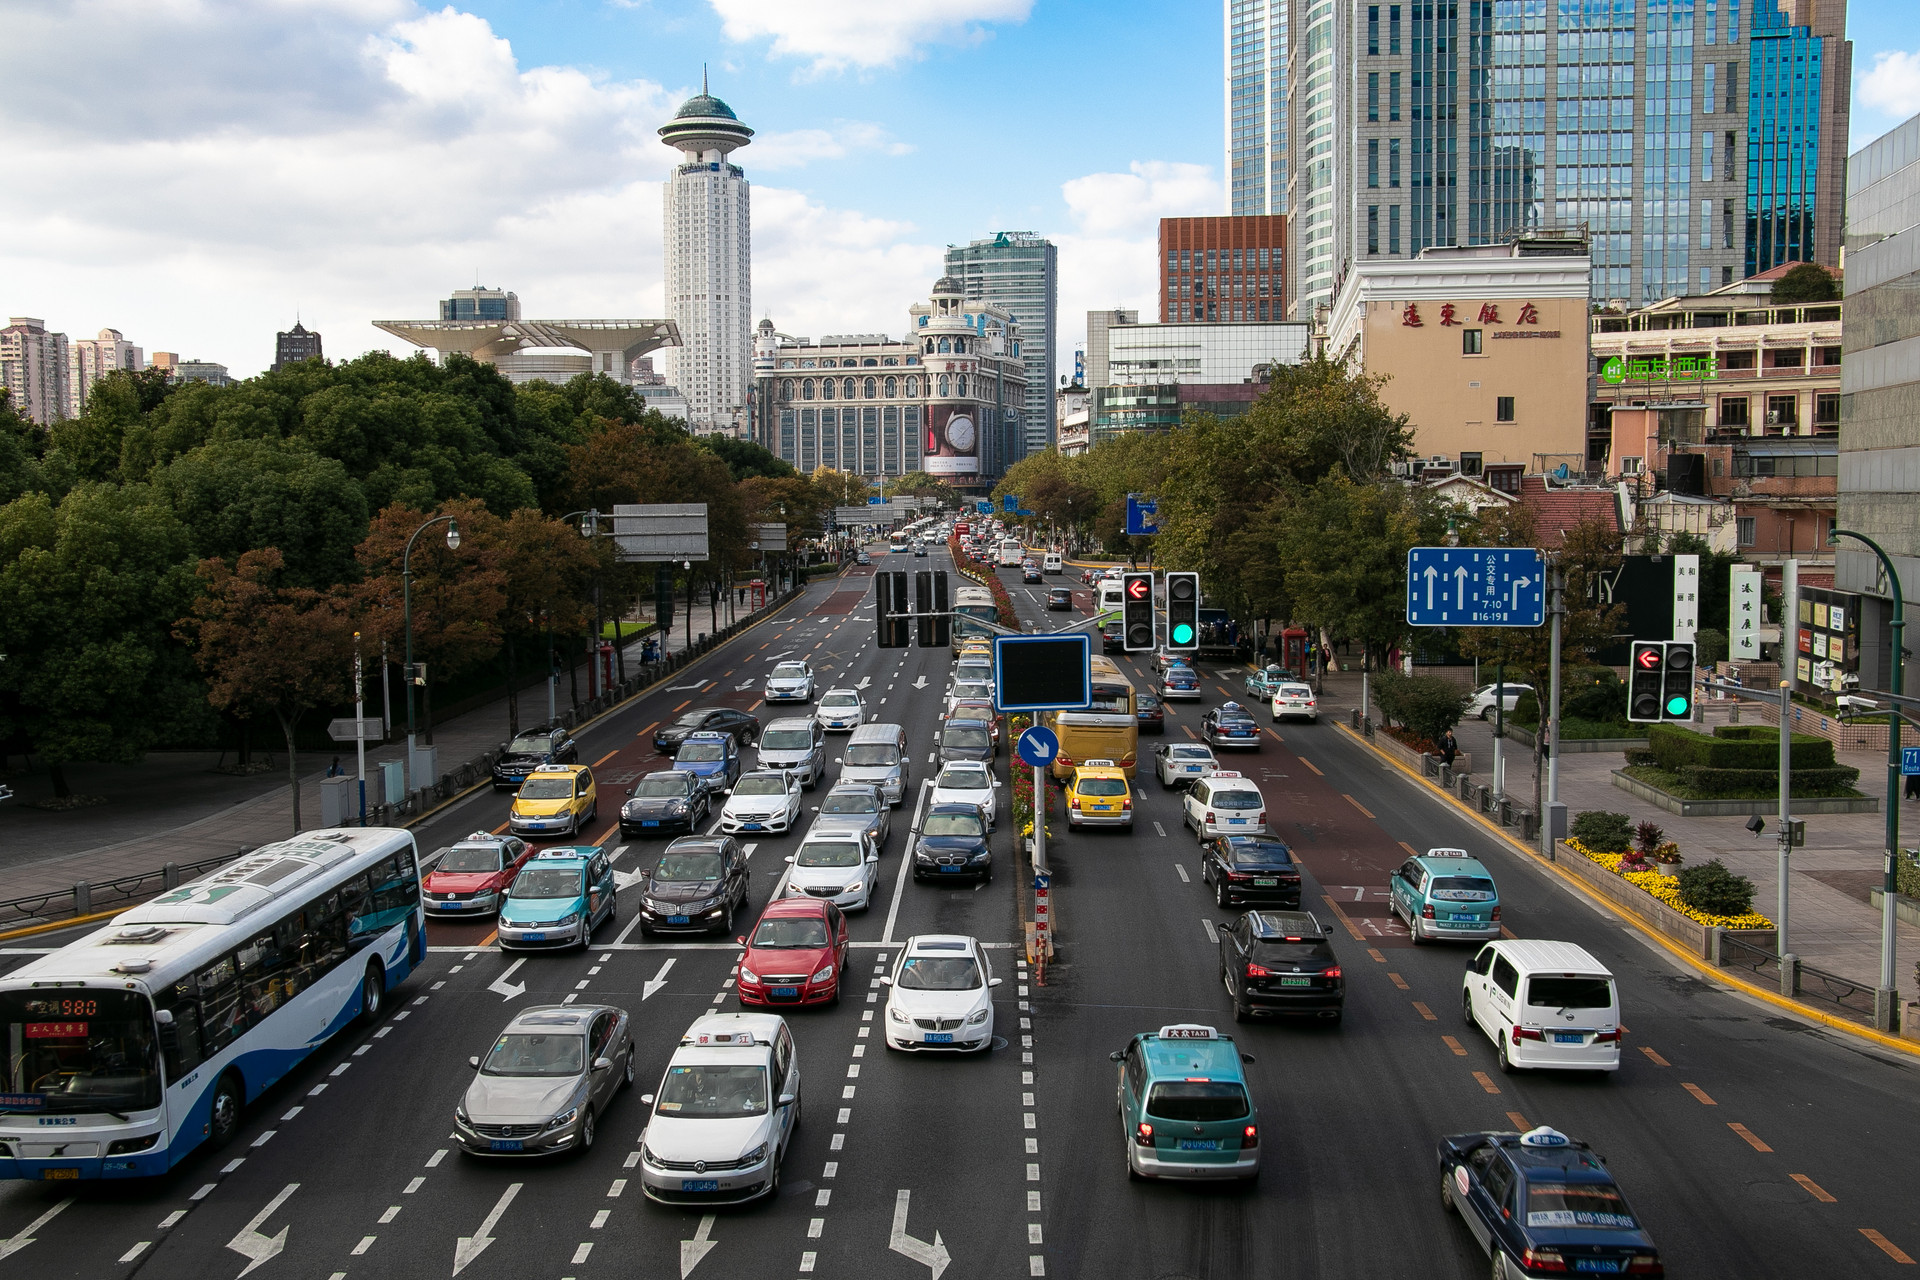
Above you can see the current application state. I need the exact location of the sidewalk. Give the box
[0,590,796,916]
[1311,667,1919,997]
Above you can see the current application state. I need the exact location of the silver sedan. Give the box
[454,1004,634,1157]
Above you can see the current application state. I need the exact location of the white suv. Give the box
[1181,772,1267,839]
[639,1013,800,1204]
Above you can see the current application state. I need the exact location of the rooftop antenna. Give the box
[702,64,709,95]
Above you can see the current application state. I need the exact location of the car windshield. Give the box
[923,813,985,837]
[752,917,831,948]
[797,842,863,868]
[655,852,724,881]
[0,990,161,1115]
[518,778,574,799]
[846,745,898,766]
[438,845,504,873]
[1166,671,1195,684]
[952,682,990,700]
[510,868,584,899]
[656,1064,768,1119]
[678,744,725,763]
[1231,842,1293,868]
[1076,778,1126,796]
[898,956,981,989]
[1145,1081,1250,1122]
[633,776,690,797]
[760,728,813,750]
[482,1032,585,1076]
[1525,1181,1637,1229]
[936,769,988,790]
[1217,714,1256,727]
[771,664,809,679]
[506,734,557,754]
[943,726,990,749]
[1527,977,1614,1009]
[735,776,786,796]
[1088,682,1131,713]
[1170,745,1212,760]
[1280,686,1313,698]
[821,693,859,708]
[1429,876,1497,901]
[821,792,878,814]
[1209,789,1261,811]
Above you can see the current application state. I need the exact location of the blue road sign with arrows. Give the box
[1125,496,1159,536]
[1405,547,1545,627]
[1017,726,1061,769]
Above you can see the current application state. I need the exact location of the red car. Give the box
[736,897,850,1008]
[421,832,534,918]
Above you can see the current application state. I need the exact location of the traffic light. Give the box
[1661,641,1695,721]
[876,571,909,648]
[1627,641,1665,723]
[915,570,950,648]
[1121,571,1156,652]
[1165,572,1200,651]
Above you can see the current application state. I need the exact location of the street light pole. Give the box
[1829,527,1907,1029]
[402,514,460,791]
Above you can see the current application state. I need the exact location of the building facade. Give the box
[1302,0,1849,319]
[1327,235,1592,472]
[1839,109,1920,697]
[441,288,519,322]
[1285,0,1354,317]
[660,80,754,435]
[68,327,142,418]
[1226,0,1289,217]
[1105,320,1310,385]
[943,233,1057,457]
[1,318,70,425]
[1085,309,1137,389]
[272,321,323,372]
[149,353,233,387]
[1159,216,1288,322]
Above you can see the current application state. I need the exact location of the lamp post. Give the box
[1829,527,1907,1029]
[402,514,460,790]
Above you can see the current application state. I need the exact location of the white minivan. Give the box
[1042,552,1063,573]
[1462,939,1621,1074]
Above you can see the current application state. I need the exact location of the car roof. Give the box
[1491,939,1612,975]
[1198,773,1258,788]
[937,761,990,773]
[675,1011,785,1053]
[737,770,791,782]
[758,895,831,918]
[820,687,861,697]
[1218,835,1292,856]
[661,836,728,853]
[504,1004,601,1032]
[530,846,596,865]
[822,781,882,797]
[1168,742,1213,754]
[1247,909,1325,939]
[904,933,977,954]
[682,730,730,743]
[1414,854,1493,876]
[1072,762,1126,778]
[765,716,817,730]
[927,801,987,815]
[527,764,588,777]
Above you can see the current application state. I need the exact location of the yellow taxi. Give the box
[1064,759,1133,830]
[508,764,599,838]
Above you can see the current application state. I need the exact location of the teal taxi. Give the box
[1108,1024,1260,1181]
[497,845,617,951]
[1389,848,1502,944]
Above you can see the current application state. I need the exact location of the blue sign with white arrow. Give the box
[1405,547,1546,627]
[1017,726,1061,769]
[1125,495,1158,536]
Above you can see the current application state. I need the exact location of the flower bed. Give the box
[1562,838,1773,930]
[947,538,1021,628]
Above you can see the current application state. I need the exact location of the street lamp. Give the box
[1829,526,1908,1028]
[402,514,460,789]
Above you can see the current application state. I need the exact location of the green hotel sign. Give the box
[1602,354,1718,383]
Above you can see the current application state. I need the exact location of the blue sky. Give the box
[0,0,1913,382]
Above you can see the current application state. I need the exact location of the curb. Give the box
[1332,718,1920,1061]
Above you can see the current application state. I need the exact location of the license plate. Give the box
[1176,1139,1219,1151]
[924,1033,953,1043]
[1279,976,1312,987]
[668,915,691,925]
[743,822,764,831]
[42,1168,79,1180]
[1573,1263,1621,1274]
[1227,818,1246,825]
[489,1139,524,1152]
[642,820,660,828]
[939,866,963,873]
[436,902,466,910]
[681,1179,720,1192]
[522,932,545,942]
[772,986,799,997]
[1253,878,1278,886]
[1554,1033,1585,1044]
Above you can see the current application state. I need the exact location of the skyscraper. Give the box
[1,318,70,425]
[1225,0,1288,217]
[1158,217,1287,322]
[943,233,1057,457]
[1288,0,1849,318]
[272,321,323,372]
[660,76,754,436]
[68,327,142,418]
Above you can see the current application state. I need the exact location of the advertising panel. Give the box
[922,403,979,478]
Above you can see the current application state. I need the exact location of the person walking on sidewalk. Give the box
[1439,729,1459,769]
[1907,770,1920,802]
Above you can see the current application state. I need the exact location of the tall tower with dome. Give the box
[659,73,753,435]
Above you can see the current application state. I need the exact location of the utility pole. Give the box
[353,634,367,826]
[1544,558,1567,856]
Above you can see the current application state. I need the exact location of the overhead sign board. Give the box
[612,503,709,563]
[992,634,1092,713]
[1125,496,1159,536]
[1730,566,1762,660]
[1405,547,1545,627]
[327,718,379,743]
[747,522,787,551]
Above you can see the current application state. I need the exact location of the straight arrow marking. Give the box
[489,957,528,1001]
[644,957,677,1000]
[1452,566,1469,610]
[227,1183,298,1278]
[453,1183,522,1277]
[680,1214,718,1278]
[0,1197,72,1262]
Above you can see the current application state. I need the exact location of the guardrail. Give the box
[1716,930,1880,1025]
[0,849,253,931]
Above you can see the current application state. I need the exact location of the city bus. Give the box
[950,583,1000,652]
[0,828,424,1180]
[1046,654,1139,779]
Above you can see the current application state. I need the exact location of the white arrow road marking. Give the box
[735,681,756,691]
[453,1183,522,1277]
[912,675,928,689]
[0,1198,71,1262]
[767,651,792,661]
[1423,565,1439,610]
[489,958,528,1001]
[227,1183,298,1278]
[644,958,676,1000]
[614,868,647,891]
[889,1190,951,1279]
[1452,566,1469,610]
[855,676,872,690]
[679,1214,718,1278]
[666,680,711,692]
[1509,575,1533,610]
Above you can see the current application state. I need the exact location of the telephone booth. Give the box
[1280,627,1308,678]
[749,578,767,611]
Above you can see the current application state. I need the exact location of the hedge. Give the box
[1673,764,1862,797]
[1645,723,1835,772]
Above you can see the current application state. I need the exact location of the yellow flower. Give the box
[1561,839,1771,929]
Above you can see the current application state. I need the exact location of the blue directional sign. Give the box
[868,496,884,504]
[1125,495,1159,536]
[1017,726,1062,769]
[976,500,992,514]
[1032,871,1052,891]
[1904,747,1920,777]
[1003,494,1020,512]
[1406,547,1546,627]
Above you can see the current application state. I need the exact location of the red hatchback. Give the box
[736,897,850,1008]
[421,833,534,918]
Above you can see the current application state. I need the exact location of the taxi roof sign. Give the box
[1205,771,1244,779]
[1520,1126,1572,1148]
[1157,1024,1219,1040]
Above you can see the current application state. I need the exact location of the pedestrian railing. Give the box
[0,848,253,931]
[1716,929,1878,1025]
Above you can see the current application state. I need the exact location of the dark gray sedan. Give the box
[454,1004,634,1157]
[808,782,892,848]
[937,718,996,765]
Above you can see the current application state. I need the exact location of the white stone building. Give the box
[660,78,754,436]
[69,327,143,418]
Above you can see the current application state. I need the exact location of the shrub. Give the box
[1694,628,1729,666]
[1634,821,1665,858]
[1562,670,1627,725]
[1570,810,1633,853]
[1374,671,1470,745]
[1676,859,1757,918]
[1671,764,1861,797]
[1646,723,1835,772]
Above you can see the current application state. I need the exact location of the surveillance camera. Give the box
[1745,815,1766,836]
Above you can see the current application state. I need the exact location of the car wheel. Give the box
[1126,1150,1144,1182]
[720,902,735,935]
[764,1158,782,1201]
[1214,880,1230,910]
[358,961,387,1025]
[622,1049,635,1089]
[206,1071,245,1150]
[1491,1248,1510,1280]
[1479,707,1494,721]
[578,1106,596,1153]
[1497,1037,1518,1074]
[1409,916,1427,945]
[1441,1167,1459,1214]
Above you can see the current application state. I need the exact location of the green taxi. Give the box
[1108,1024,1260,1181]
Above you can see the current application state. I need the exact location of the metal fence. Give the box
[1717,930,1879,1025]
[0,848,253,931]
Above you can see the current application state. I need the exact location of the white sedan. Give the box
[882,934,1002,1052]
[719,770,804,835]
[784,832,881,910]
[928,762,998,829]
[1155,741,1219,789]
[763,661,815,704]
[1269,683,1319,723]
[1465,682,1534,720]
[815,689,867,733]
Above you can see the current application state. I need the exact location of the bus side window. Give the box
[197,955,246,1052]
[372,854,417,916]
[157,977,206,1080]
[340,872,376,945]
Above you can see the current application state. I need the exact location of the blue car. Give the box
[1439,1126,1663,1277]
[673,730,741,796]
[1390,849,1501,944]
[496,846,617,951]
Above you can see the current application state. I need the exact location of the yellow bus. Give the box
[1047,654,1139,779]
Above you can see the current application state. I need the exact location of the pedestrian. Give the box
[1439,729,1459,769]
[326,756,341,778]
[1906,770,1920,802]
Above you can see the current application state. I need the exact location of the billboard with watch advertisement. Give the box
[922,403,979,477]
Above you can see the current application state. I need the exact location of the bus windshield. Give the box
[0,990,162,1114]
[1089,682,1132,715]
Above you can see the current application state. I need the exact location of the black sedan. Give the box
[937,718,996,764]
[1201,835,1301,909]
[620,770,711,836]
[1100,621,1125,654]
[652,706,759,754]
[1045,587,1074,611]
[491,726,577,790]
[1202,704,1264,750]
[912,802,993,882]
[1218,909,1343,1022]
[1134,691,1165,735]
[637,836,751,936]
[1439,1128,1663,1278]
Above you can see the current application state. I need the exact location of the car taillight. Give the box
[1323,967,1342,980]
[1625,1255,1664,1275]
[1491,905,1502,921]
[1205,812,1216,823]
[1057,754,1074,767]
[1122,797,1132,810]
[1513,1026,1544,1042]
[1133,1122,1155,1147]
[1246,962,1271,977]
[1421,904,1436,919]
[1520,1247,1568,1272]
[1069,797,1081,809]
[1256,812,1265,824]
[1595,1029,1622,1043]
[1240,1125,1258,1149]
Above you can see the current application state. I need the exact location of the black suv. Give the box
[492,726,577,790]
[1201,835,1302,909]
[1218,910,1343,1023]
[653,706,759,754]
[638,836,750,935]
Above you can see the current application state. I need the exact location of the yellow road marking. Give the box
[1299,757,1323,776]
[593,750,619,767]
[1681,1082,1717,1106]
[1367,947,1387,963]
[480,929,497,947]
[1319,895,1367,942]
[1343,793,1375,819]
[1442,1036,1469,1056]
[749,699,763,712]
[1413,1001,1437,1021]
[1399,841,1420,857]
[1388,972,1410,990]
[1505,1111,1529,1130]
[1791,1174,1836,1203]
[1861,1230,1915,1264]
[1728,1123,1772,1152]
[1471,1070,1501,1094]
[672,700,690,713]
[1640,1046,1671,1067]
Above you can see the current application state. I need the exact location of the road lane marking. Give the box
[1505,1111,1529,1130]
[1175,864,1190,883]
[1728,1123,1772,1152]
[1367,948,1386,963]
[1387,972,1409,990]
[593,750,619,766]
[1343,793,1375,819]
[1399,841,1420,856]
[1318,895,1367,942]
[0,1199,73,1261]
[638,722,658,737]
[1200,919,1218,943]
[119,1243,151,1263]
[1681,1082,1717,1105]
[1442,1036,1468,1056]
[1412,1002,1437,1021]
[1299,758,1323,776]
[1791,1174,1836,1202]
[1471,1070,1501,1093]
[1640,1046,1670,1066]
[1153,821,1166,837]
[1861,1230,1915,1264]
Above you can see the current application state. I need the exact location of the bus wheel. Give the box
[207,1071,245,1150]
[358,961,388,1024]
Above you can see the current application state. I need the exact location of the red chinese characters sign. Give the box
[25,1022,88,1039]
[1400,301,1555,336]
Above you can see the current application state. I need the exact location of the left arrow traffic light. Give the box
[1122,571,1155,652]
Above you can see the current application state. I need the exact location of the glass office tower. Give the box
[944,234,1058,458]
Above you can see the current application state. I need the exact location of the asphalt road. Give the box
[3,546,1919,1280]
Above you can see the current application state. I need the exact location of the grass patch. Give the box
[1620,764,1867,802]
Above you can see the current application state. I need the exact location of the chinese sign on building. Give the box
[1729,566,1761,660]
[1671,554,1699,641]
[1602,354,1719,383]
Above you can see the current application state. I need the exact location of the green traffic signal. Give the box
[1666,695,1690,716]
[1171,623,1195,645]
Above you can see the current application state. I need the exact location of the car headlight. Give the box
[914,852,935,865]
[667,800,688,813]
[544,1107,579,1131]
[553,912,582,928]
[739,1142,768,1165]
[740,968,759,984]
[966,1009,990,1026]
[455,1103,470,1124]
[810,964,836,984]
[641,1142,662,1166]
[888,1006,909,1024]
[969,849,991,862]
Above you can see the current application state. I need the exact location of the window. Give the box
[821,377,835,399]
[1766,395,1797,428]
[1721,348,1755,370]
[1768,348,1803,369]
[1736,516,1756,546]
[1368,139,1380,188]
[1368,73,1380,121]
[1724,132,1736,182]
[1389,72,1401,121]
[1463,328,1482,354]
[1817,346,1843,366]
[1704,62,1716,114]
[1814,393,1840,425]
[1459,452,1483,477]
[1368,4,1379,53]
[843,377,856,399]
[864,377,877,399]
[1388,205,1401,255]
[1367,206,1380,255]
[1389,4,1400,52]
[1496,396,1516,423]
[801,378,814,400]
[1719,395,1749,427]
[884,376,897,397]
[906,375,918,397]
[780,379,793,401]
[1725,62,1738,113]
[1389,138,1401,187]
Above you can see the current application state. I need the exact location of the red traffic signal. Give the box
[1125,577,1151,601]
[1634,645,1664,670]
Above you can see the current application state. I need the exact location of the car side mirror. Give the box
[641,1093,655,1105]
[723,788,734,795]
[1240,1053,1256,1064]
[784,855,795,864]
[735,935,748,946]
[866,853,879,863]
[811,805,820,811]
[778,1093,797,1107]
[988,977,1002,987]
[880,975,893,985]
[626,787,635,797]
[469,1055,481,1069]
[1107,1050,1126,1062]
[593,1056,612,1072]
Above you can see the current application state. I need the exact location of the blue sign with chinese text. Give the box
[1406,547,1545,627]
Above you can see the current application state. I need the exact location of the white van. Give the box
[1043,553,1063,574]
[839,722,910,807]
[1461,939,1621,1074]
[1097,578,1126,614]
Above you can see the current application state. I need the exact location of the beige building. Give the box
[1326,234,1591,478]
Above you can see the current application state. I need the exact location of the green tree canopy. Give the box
[1768,262,1840,304]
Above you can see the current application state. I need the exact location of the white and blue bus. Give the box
[0,828,423,1181]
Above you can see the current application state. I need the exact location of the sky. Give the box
[2,0,1915,385]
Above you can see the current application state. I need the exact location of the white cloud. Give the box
[707,0,1034,72]
[750,188,943,337]
[1860,49,1920,121]
[751,121,915,170]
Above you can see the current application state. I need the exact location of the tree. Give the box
[1282,474,1431,666]
[151,437,370,588]
[1455,513,1627,691]
[177,549,356,832]
[886,471,951,501]
[489,508,606,735]
[699,434,794,481]
[1769,262,1839,304]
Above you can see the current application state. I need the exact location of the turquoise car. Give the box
[1242,665,1294,698]
[1109,1024,1260,1181]
[497,846,617,951]
[1389,848,1501,944]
